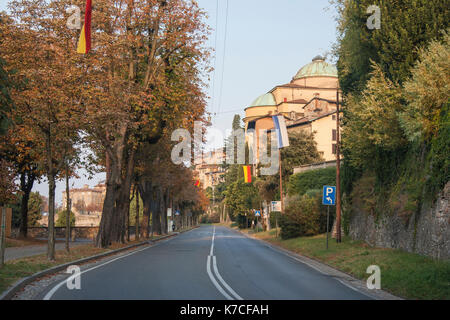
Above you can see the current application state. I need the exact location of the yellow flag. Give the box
[77,25,86,54]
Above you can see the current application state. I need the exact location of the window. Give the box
[332,129,337,141]
[332,144,337,155]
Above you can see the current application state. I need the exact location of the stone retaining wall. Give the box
[349,182,450,260]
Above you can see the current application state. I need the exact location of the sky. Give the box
[1,0,339,205]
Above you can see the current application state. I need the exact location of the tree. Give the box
[56,210,75,227]
[10,191,43,229]
[0,56,13,136]
[334,0,450,94]
[400,31,450,143]
[224,178,260,223]
[342,63,407,169]
[76,0,210,247]
[255,130,323,203]
[27,192,43,227]
[2,0,84,259]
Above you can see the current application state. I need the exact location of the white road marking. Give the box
[210,226,215,256]
[212,256,243,300]
[206,255,233,300]
[238,230,375,299]
[206,226,243,300]
[43,237,175,300]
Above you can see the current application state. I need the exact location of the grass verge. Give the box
[239,228,450,300]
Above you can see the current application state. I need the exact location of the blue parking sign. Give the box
[322,186,336,206]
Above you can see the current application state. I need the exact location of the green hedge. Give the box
[288,167,336,196]
[280,193,335,240]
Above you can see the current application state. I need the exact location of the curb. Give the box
[230,226,403,300]
[0,227,198,300]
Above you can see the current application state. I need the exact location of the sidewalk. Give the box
[5,240,90,262]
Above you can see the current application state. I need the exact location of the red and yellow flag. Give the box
[77,0,92,54]
[243,166,252,183]
[194,180,200,187]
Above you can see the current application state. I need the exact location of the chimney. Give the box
[314,93,320,111]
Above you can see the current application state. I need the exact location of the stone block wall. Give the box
[349,182,450,260]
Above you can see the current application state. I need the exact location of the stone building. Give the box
[193,149,226,190]
[244,56,341,163]
[61,182,106,227]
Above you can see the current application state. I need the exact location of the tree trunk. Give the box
[138,180,152,239]
[45,128,56,261]
[96,124,128,248]
[152,192,162,235]
[47,171,56,261]
[135,186,139,241]
[65,163,70,252]
[96,153,123,247]
[159,187,167,235]
[19,172,35,238]
[117,148,135,243]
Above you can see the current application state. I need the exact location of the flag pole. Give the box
[279,148,283,213]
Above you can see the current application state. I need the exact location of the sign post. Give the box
[167,208,172,234]
[322,186,336,250]
[271,201,281,237]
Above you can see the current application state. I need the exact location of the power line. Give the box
[214,108,244,115]
[217,0,229,118]
[210,0,219,119]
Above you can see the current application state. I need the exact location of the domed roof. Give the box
[293,56,338,80]
[249,92,276,107]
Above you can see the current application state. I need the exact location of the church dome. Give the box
[293,56,338,80]
[249,92,276,107]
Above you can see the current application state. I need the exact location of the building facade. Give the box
[61,183,106,227]
[193,149,226,190]
[244,56,341,162]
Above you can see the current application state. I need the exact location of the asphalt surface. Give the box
[38,225,371,300]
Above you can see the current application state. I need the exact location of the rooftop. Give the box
[293,56,338,80]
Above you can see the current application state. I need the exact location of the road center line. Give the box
[209,226,215,256]
[206,255,233,300]
[206,226,243,300]
[212,256,243,300]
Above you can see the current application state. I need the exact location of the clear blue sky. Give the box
[1,0,339,204]
[199,0,338,133]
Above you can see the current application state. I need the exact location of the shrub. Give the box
[280,191,336,240]
[280,194,320,239]
[55,210,75,227]
[288,167,336,197]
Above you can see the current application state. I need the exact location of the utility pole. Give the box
[65,162,70,253]
[0,207,6,267]
[336,88,342,243]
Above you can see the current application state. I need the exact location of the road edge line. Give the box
[228,226,402,301]
[1,228,198,300]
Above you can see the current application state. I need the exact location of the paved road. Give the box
[39,226,371,300]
